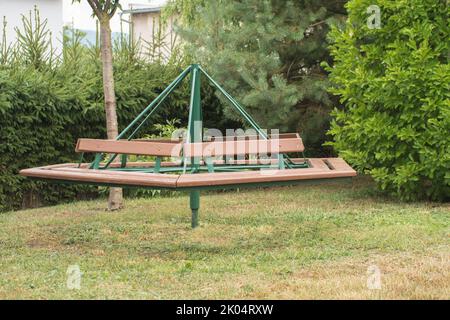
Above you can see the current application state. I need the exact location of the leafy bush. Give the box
[325,0,449,200]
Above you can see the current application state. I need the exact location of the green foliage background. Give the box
[325,0,449,200]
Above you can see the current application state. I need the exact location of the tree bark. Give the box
[99,16,123,210]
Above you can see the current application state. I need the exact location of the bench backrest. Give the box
[183,135,304,158]
[75,139,182,157]
[76,133,304,158]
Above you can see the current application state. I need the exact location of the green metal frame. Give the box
[79,64,324,228]
[186,65,202,227]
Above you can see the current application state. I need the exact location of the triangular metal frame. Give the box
[117,64,271,141]
[97,64,295,170]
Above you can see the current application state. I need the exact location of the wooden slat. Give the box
[207,132,300,141]
[184,137,304,158]
[323,158,355,172]
[20,166,179,188]
[133,138,182,143]
[205,157,307,166]
[308,159,331,171]
[76,139,182,157]
[177,158,356,187]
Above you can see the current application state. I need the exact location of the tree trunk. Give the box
[99,17,123,210]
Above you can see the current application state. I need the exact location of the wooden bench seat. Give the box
[176,158,355,187]
[75,134,304,161]
[19,158,356,189]
[21,134,354,190]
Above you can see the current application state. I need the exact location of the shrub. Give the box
[325,0,449,200]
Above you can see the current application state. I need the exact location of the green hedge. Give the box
[325,0,449,200]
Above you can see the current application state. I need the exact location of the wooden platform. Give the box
[19,158,356,190]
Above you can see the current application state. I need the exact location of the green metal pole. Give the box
[187,65,202,142]
[186,64,202,228]
[97,66,191,169]
[184,64,203,173]
[116,65,191,140]
[199,66,292,169]
[198,66,267,139]
[190,190,200,228]
[126,69,188,140]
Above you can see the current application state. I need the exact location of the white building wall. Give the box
[0,0,63,53]
[131,11,177,62]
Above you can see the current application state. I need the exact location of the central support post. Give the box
[190,190,200,228]
[188,64,202,228]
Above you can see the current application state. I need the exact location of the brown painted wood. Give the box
[19,158,356,189]
[308,159,331,170]
[184,137,304,158]
[323,158,355,172]
[75,139,182,157]
[133,138,182,143]
[176,158,356,187]
[20,166,179,187]
[207,132,300,141]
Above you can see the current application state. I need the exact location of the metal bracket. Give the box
[154,157,161,173]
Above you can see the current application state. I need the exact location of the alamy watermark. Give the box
[66,264,82,290]
[367,264,382,290]
[367,5,381,29]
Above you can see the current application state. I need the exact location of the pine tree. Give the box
[171,0,346,155]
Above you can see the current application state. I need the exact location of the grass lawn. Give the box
[0,177,448,299]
